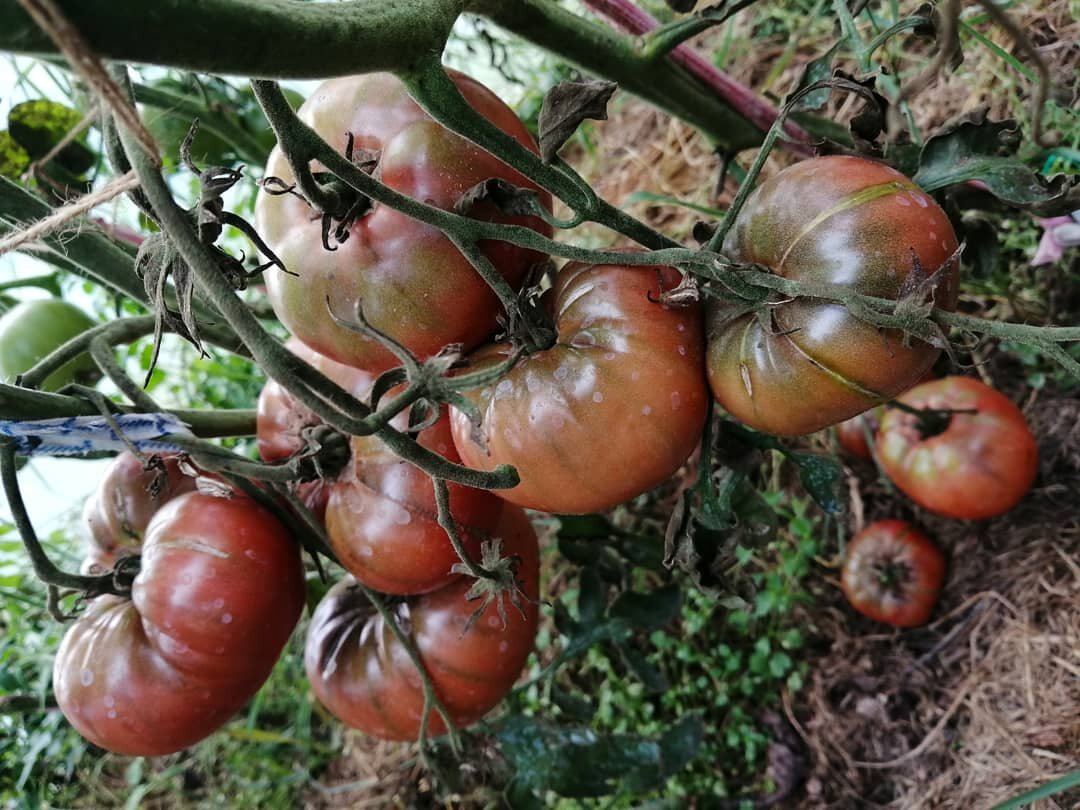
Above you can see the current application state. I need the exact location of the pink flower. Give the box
[1032,212,1080,266]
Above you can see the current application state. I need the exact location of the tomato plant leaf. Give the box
[616,643,668,693]
[608,584,681,633]
[8,100,96,176]
[537,79,617,163]
[577,568,608,624]
[791,42,840,112]
[0,132,29,179]
[494,715,701,798]
[788,452,845,514]
[914,110,1080,215]
[455,177,547,220]
[550,686,596,722]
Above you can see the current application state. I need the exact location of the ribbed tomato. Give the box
[81,452,197,572]
[707,156,960,436]
[55,492,305,756]
[449,259,708,514]
[255,69,552,372]
[876,376,1038,519]
[840,519,945,627]
[305,505,538,740]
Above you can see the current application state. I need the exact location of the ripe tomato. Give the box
[0,298,98,391]
[256,337,375,519]
[255,339,501,593]
[835,406,884,460]
[81,452,197,572]
[707,156,960,436]
[449,259,708,514]
[305,504,539,740]
[255,70,552,372]
[876,376,1038,519]
[840,519,945,627]
[55,491,305,756]
[326,409,502,595]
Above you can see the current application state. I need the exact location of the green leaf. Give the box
[550,686,595,722]
[790,42,840,112]
[617,643,668,693]
[557,513,616,541]
[577,568,608,624]
[494,714,703,799]
[990,769,1080,810]
[788,452,846,514]
[914,110,1080,215]
[608,584,681,633]
[0,131,29,178]
[8,100,95,176]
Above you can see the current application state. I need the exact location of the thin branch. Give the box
[0,441,120,596]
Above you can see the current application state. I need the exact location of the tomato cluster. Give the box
[55,70,980,752]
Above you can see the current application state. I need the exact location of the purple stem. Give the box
[583,0,815,157]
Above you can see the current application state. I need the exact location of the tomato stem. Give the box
[0,441,129,603]
[885,400,976,439]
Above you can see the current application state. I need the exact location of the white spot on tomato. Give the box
[221,613,233,625]
[671,392,682,410]
[592,391,604,403]
[642,405,653,416]
[79,669,94,686]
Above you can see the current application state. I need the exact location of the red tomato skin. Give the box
[876,376,1038,519]
[256,70,552,373]
[707,156,960,436]
[835,407,883,460]
[841,519,945,627]
[255,338,375,519]
[325,411,501,595]
[81,453,197,571]
[449,259,709,514]
[305,505,539,741]
[54,492,305,756]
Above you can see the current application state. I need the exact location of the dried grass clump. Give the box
[303,736,420,810]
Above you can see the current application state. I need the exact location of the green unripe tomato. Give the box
[0,298,99,391]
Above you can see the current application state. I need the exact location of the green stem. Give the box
[0,0,461,78]
[471,0,762,153]
[0,442,120,596]
[0,383,256,436]
[639,1,758,62]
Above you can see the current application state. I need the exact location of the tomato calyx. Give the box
[871,557,913,597]
[263,133,380,251]
[453,538,531,634]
